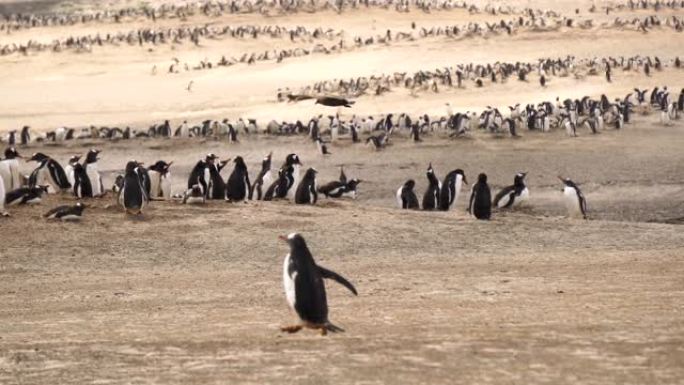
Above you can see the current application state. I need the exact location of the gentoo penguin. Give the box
[0,177,7,216]
[73,163,93,198]
[468,173,492,220]
[5,186,48,206]
[226,156,251,202]
[43,202,86,221]
[318,177,361,199]
[84,149,104,197]
[493,172,529,209]
[316,137,332,155]
[264,165,294,201]
[20,126,30,145]
[205,154,228,200]
[559,176,587,219]
[438,169,467,211]
[147,160,172,200]
[283,154,302,200]
[0,147,22,191]
[182,184,206,204]
[422,164,441,210]
[119,161,147,215]
[28,152,70,193]
[187,157,209,196]
[396,179,419,210]
[315,96,355,108]
[65,155,81,188]
[250,152,272,200]
[294,168,318,205]
[280,233,357,335]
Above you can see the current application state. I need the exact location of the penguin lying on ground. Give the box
[5,186,48,206]
[44,202,86,221]
[280,233,357,335]
[315,96,355,108]
[182,184,206,204]
[493,172,529,209]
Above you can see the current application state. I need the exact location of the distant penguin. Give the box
[147,160,172,200]
[540,75,546,87]
[119,161,147,215]
[283,154,302,200]
[43,202,86,221]
[20,126,30,145]
[250,152,273,200]
[226,156,251,202]
[316,137,332,155]
[280,233,357,335]
[422,164,441,210]
[28,152,70,193]
[5,186,48,206]
[0,147,22,191]
[396,179,419,209]
[73,163,93,198]
[559,176,587,219]
[294,168,318,205]
[468,173,492,220]
[493,172,529,209]
[438,169,467,211]
[84,149,104,197]
[182,184,206,204]
[65,155,81,188]
[264,165,294,201]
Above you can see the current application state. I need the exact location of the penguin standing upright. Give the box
[280,233,357,335]
[493,172,529,209]
[0,147,22,191]
[316,137,332,155]
[263,165,294,201]
[84,149,104,197]
[20,126,30,145]
[294,168,318,205]
[468,173,492,220]
[65,155,81,188]
[283,154,302,200]
[187,157,209,196]
[28,153,70,193]
[396,179,419,209]
[422,163,441,210]
[147,160,172,200]
[559,176,587,219]
[226,156,251,202]
[438,169,467,211]
[119,161,147,215]
[72,163,93,198]
[250,152,272,200]
[205,154,228,200]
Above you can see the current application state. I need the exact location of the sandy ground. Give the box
[1,0,684,384]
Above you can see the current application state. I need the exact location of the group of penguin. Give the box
[397,165,587,220]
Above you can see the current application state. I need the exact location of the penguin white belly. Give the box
[39,168,59,194]
[160,173,172,199]
[283,254,297,310]
[87,167,102,196]
[514,188,529,207]
[497,193,513,209]
[262,171,273,190]
[563,187,581,217]
[288,167,300,200]
[453,177,463,208]
[66,166,75,187]
[60,214,81,221]
[396,186,403,208]
[149,171,161,198]
[0,177,5,213]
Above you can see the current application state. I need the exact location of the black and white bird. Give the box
[396,179,419,210]
[0,147,22,192]
[43,202,86,221]
[264,165,294,201]
[315,96,355,108]
[316,137,332,155]
[294,168,318,205]
[65,155,81,188]
[438,169,467,211]
[282,154,302,200]
[226,156,251,202]
[28,152,71,193]
[493,172,529,209]
[559,176,587,219]
[468,173,492,220]
[318,168,361,199]
[250,152,273,200]
[84,149,104,197]
[119,161,147,215]
[182,184,206,204]
[280,233,357,335]
[73,163,94,198]
[5,186,48,206]
[422,163,441,211]
[147,160,173,200]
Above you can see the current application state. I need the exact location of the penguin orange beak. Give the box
[278,235,288,242]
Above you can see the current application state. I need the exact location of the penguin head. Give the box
[347,179,361,190]
[75,202,86,210]
[125,161,139,174]
[4,147,21,159]
[477,173,488,184]
[68,155,81,164]
[514,172,527,185]
[85,149,100,164]
[29,152,49,162]
[205,153,218,163]
[150,160,172,174]
[450,169,467,185]
[404,179,416,189]
[278,233,310,257]
[233,156,246,168]
[303,168,317,179]
[285,153,301,167]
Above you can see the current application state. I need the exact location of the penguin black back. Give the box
[294,168,318,205]
[469,173,492,220]
[422,164,440,210]
[226,156,251,202]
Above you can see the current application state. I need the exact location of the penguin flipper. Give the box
[318,266,357,295]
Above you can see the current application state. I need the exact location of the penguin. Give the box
[65,155,81,188]
[72,163,93,198]
[5,186,48,206]
[294,168,318,205]
[468,173,492,220]
[20,126,30,145]
[182,184,206,204]
[559,176,587,219]
[205,154,228,200]
[438,169,467,211]
[187,158,209,196]
[318,178,361,199]
[225,156,251,202]
[43,202,86,221]
[0,147,22,191]
[421,163,441,210]
[396,179,419,209]
[119,161,147,215]
[493,172,529,209]
[315,96,355,108]
[263,165,294,201]
[0,176,7,216]
[283,154,302,200]
[84,149,104,197]
[338,166,347,184]
[280,233,357,335]
[28,152,70,193]
[316,137,332,155]
[250,152,272,200]
[147,160,172,200]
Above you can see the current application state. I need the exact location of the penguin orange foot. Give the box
[280,325,303,334]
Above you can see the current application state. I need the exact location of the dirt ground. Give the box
[1,0,684,384]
